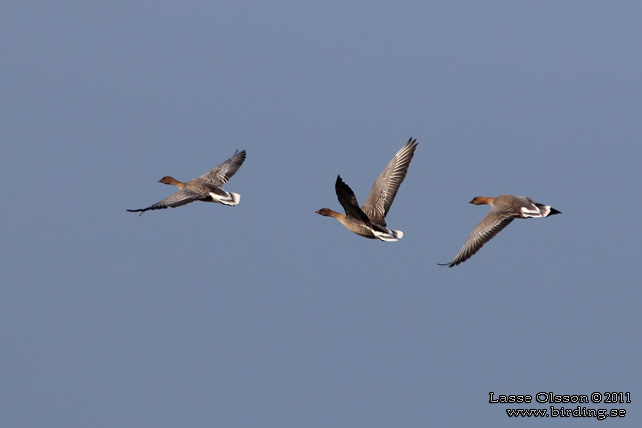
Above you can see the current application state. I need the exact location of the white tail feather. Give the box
[220,192,241,206]
[373,228,403,242]
[520,205,543,218]
[210,191,241,206]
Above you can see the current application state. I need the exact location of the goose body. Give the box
[127,150,246,215]
[316,138,417,241]
[440,194,561,267]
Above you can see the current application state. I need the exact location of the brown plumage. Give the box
[127,150,246,215]
[440,194,561,267]
[316,138,418,241]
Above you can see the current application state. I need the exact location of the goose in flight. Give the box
[439,194,561,267]
[316,138,417,241]
[127,149,246,215]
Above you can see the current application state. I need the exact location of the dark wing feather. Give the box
[335,175,372,225]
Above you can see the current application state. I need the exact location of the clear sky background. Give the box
[2,1,641,427]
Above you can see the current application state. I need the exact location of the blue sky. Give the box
[2,1,641,427]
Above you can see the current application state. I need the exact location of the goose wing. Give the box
[198,149,246,186]
[335,175,372,225]
[362,138,417,226]
[127,189,204,215]
[440,210,515,267]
